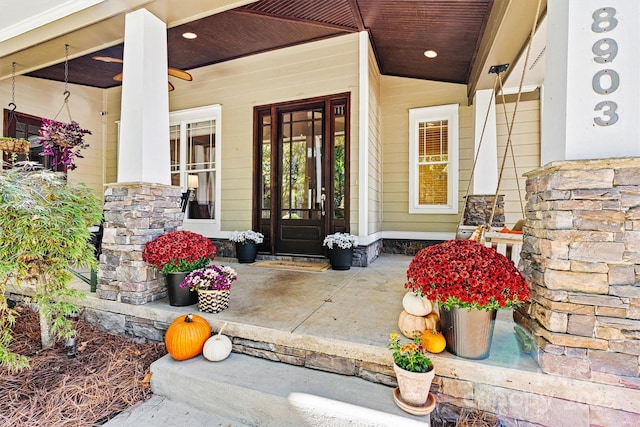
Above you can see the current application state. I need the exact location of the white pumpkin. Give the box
[203,322,232,362]
[401,292,433,316]
[203,334,232,362]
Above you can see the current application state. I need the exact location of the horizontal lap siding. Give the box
[94,36,359,235]
[495,99,540,227]
[153,34,360,233]
[381,76,471,233]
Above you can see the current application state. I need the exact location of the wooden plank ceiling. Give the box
[26,0,494,88]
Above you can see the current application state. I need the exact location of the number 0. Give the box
[592,69,619,94]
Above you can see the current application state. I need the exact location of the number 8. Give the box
[592,7,618,33]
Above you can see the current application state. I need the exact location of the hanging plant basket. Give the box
[38,118,91,170]
[0,137,30,154]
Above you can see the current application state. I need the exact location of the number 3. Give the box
[594,101,619,126]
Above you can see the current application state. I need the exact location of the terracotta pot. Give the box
[393,363,435,406]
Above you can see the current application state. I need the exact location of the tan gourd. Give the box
[425,312,441,332]
[398,310,427,338]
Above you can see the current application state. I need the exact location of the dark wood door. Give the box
[255,94,349,257]
[276,107,326,255]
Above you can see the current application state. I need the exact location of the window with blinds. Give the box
[418,120,449,205]
[409,104,459,214]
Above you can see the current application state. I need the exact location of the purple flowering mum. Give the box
[180,264,238,291]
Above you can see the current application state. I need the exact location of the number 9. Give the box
[592,38,617,63]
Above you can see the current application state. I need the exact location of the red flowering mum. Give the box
[405,239,530,311]
[143,230,216,274]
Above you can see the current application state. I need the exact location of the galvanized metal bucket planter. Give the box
[440,306,497,359]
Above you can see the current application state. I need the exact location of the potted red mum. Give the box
[405,239,530,359]
[143,230,216,306]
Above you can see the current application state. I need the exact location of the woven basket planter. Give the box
[197,289,230,313]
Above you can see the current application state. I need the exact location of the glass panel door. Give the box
[277,108,325,255]
[254,94,350,256]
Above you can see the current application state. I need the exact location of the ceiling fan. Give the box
[92,56,192,91]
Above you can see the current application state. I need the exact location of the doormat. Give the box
[250,260,330,273]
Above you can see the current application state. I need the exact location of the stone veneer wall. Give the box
[97,183,184,304]
[518,158,640,384]
[463,194,505,227]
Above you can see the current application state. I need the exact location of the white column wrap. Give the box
[117,9,171,184]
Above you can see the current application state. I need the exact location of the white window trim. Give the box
[408,104,459,214]
[169,105,222,235]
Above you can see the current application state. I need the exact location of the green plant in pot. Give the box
[143,230,216,306]
[323,232,358,270]
[405,239,531,359]
[230,230,264,263]
[388,332,435,412]
[0,165,102,371]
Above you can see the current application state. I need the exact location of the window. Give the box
[169,105,221,231]
[2,109,64,171]
[409,104,459,214]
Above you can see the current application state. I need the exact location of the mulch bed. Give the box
[0,304,167,426]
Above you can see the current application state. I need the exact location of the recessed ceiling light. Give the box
[424,50,437,59]
[182,32,198,40]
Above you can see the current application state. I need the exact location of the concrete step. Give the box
[148,353,431,427]
[103,395,251,427]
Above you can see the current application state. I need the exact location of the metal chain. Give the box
[64,44,69,92]
[487,0,542,228]
[11,61,16,104]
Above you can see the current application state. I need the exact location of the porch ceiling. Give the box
[23,0,495,89]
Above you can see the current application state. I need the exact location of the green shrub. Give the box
[0,165,102,371]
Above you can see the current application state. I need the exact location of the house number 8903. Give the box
[592,7,619,126]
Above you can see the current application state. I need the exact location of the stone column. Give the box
[518,158,640,383]
[97,183,183,304]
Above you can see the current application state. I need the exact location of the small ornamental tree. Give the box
[0,165,102,371]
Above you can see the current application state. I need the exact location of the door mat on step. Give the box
[250,260,330,272]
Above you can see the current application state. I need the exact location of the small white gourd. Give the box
[203,322,232,362]
[401,292,433,316]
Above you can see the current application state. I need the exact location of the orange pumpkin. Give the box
[421,329,446,354]
[165,313,211,360]
[398,310,427,338]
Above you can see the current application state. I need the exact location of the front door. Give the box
[255,94,349,256]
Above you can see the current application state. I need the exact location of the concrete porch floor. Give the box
[8,254,640,425]
[73,253,539,372]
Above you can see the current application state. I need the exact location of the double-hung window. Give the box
[169,105,222,234]
[409,104,459,214]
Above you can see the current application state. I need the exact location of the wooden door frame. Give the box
[252,92,350,255]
